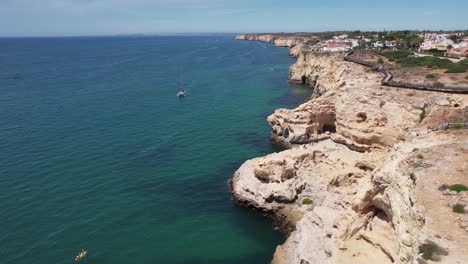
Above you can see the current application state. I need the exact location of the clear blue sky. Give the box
[1,0,467,36]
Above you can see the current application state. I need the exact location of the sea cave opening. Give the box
[322,124,336,133]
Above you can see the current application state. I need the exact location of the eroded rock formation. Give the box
[232,36,468,264]
[235,34,317,48]
[269,52,427,150]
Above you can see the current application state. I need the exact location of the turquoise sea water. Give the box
[0,36,311,264]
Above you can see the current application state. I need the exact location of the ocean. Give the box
[0,35,312,264]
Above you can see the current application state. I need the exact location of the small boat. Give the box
[176,79,188,97]
[75,249,88,262]
[176,90,187,97]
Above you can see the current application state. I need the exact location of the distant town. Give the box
[277,30,468,58]
[237,30,468,91]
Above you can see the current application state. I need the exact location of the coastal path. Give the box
[344,51,468,94]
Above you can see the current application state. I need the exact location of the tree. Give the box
[449,35,462,44]
[406,35,423,49]
[447,44,453,50]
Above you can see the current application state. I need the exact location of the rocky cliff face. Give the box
[270,51,424,150]
[289,44,305,57]
[232,37,468,264]
[235,34,315,48]
[236,34,276,43]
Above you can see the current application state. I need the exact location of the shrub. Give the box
[422,243,436,260]
[426,74,436,79]
[448,184,468,192]
[397,56,467,73]
[302,198,314,205]
[432,65,439,69]
[428,50,446,57]
[420,57,451,68]
[419,110,426,123]
[445,65,467,73]
[419,242,447,261]
[465,76,468,80]
[453,123,464,129]
[416,153,424,159]
[380,50,411,60]
[378,58,384,64]
[453,204,465,214]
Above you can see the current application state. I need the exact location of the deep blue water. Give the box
[0,35,311,264]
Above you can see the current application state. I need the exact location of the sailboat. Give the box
[176,79,188,97]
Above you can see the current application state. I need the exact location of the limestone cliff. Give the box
[232,36,468,264]
[235,34,316,48]
[289,44,305,57]
[269,51,423,150]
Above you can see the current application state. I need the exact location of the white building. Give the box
[347,39,360,48]
[372,41,384,48]
[419,38,454,51]
[322,43,352,52]
[338,34,348,39]
[454,38,468,49]
[419,33,455,51]
[385,40,398,48]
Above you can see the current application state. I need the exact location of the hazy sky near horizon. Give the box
[1,0,467,36]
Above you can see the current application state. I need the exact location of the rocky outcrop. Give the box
[231,41,468,264]
[269,51,426,149]
[236,34,276,43]
[289,44,305,57]
[263,133,467,264]
[273,37,311,48]
[235,34,316,48]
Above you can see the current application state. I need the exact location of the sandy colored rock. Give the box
[232,35,468,264]
[235,34,316,48]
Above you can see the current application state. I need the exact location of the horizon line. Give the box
[1,29,467,38]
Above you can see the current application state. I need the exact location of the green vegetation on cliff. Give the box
[376,50,467,73]
[379,50,412,61]
[453,204,465,214]
[448,184,468,192]
[398,57,467,73]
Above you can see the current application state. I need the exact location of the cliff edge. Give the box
[232,35,468,264]
[235,34,317,49]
